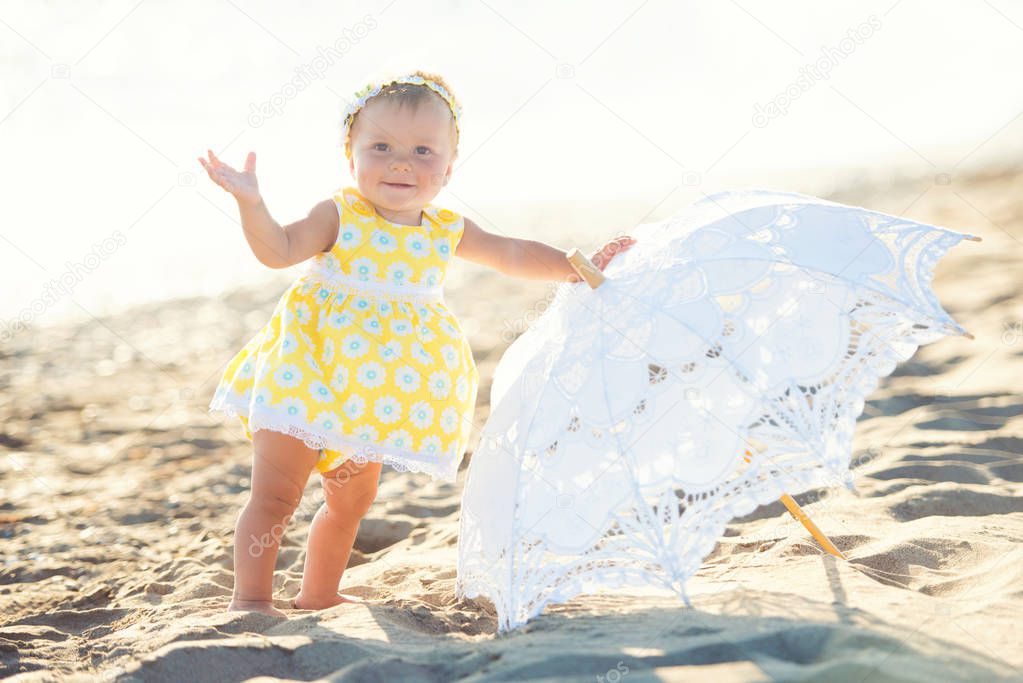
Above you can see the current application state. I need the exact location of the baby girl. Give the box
[199,70,635,617]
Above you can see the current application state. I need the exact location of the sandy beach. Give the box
[2,165,1021,682]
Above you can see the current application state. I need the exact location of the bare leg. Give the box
[293,457,382,610]
[228,429,319,618]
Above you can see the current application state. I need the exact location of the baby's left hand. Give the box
[591,235,637,271]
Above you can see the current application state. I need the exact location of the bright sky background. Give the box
[2,0,1022,328]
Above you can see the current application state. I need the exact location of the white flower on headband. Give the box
[341,74,462,157]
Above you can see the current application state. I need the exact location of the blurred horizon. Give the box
[2,0,1022,332]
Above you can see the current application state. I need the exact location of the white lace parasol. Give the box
[455,188,979,633]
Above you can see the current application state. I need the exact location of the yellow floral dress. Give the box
[209,186,480,481]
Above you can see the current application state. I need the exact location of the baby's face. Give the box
[348,96,457,218]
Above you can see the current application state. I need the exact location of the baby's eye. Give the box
[373,143,389,151]
[415,146,431,155]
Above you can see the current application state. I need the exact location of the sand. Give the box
[1,165,1021,682]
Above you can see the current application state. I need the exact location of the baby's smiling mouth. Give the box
[383,181,415,189]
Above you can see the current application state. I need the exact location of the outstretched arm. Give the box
[455,216,635,282]
[199,149,339,269]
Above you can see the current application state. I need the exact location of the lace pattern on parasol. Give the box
[456,191,973,632]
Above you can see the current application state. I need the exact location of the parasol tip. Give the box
[963,330,975,340]
[964,234,982,242]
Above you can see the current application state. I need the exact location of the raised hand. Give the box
[198,149,262,207]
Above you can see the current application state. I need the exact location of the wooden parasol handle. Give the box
[566,248,606,289]
[744,449,848,560]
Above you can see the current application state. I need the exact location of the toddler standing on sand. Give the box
[199,70,635,617]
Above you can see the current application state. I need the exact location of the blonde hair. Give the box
[342,70,461,159]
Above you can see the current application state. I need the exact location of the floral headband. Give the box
[341,74,462,159]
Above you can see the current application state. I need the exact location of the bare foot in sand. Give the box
[227,598,288,618]
[291,592,366,610]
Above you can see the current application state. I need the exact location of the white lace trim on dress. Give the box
[208,393,460,482]
[300,265,446,304]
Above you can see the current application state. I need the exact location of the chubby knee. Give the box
[246,489,301,524]
[324,481,378,521]
[320,465,380,520]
